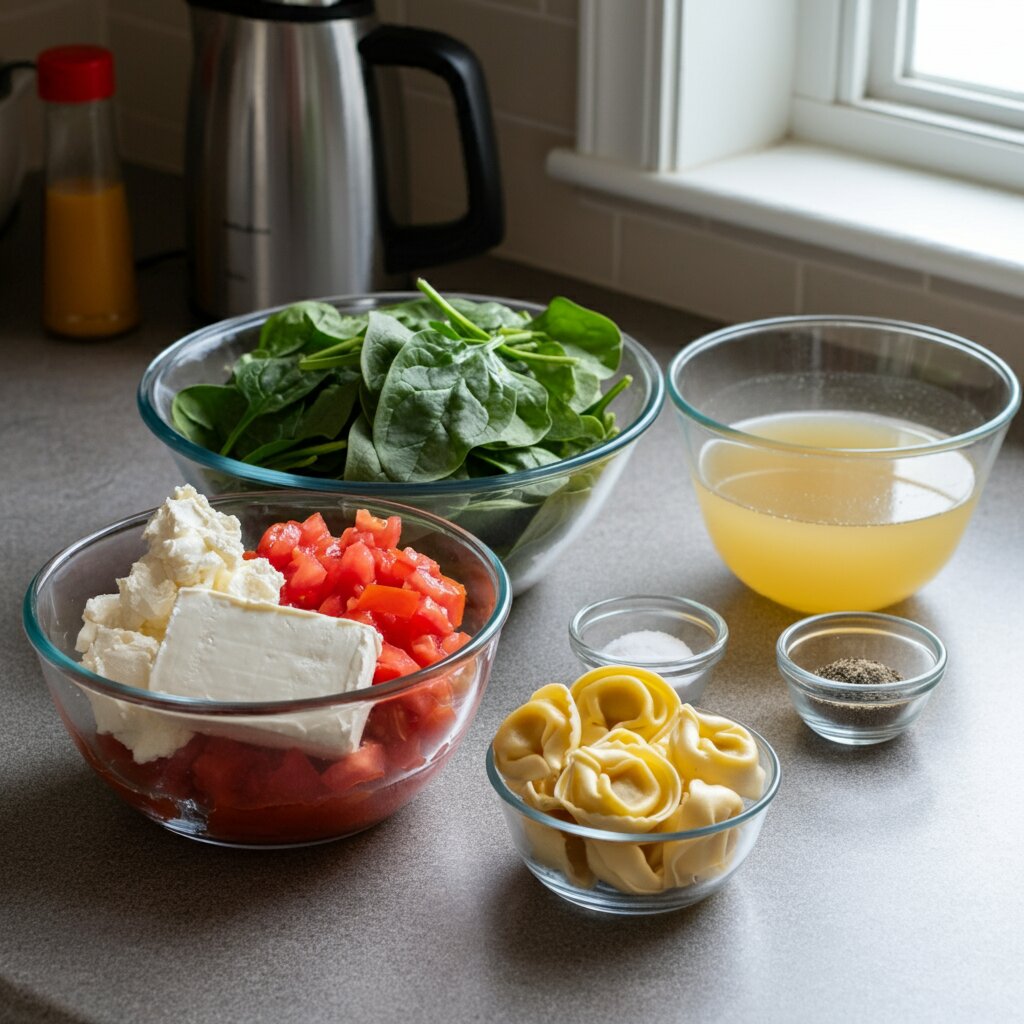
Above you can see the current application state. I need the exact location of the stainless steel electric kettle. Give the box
[185,0,503,318]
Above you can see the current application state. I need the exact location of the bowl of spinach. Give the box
[139,282,664,594]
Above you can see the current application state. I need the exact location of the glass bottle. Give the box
[37,45,138,337]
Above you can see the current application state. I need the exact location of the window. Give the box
[794,0,1024,191]
[866,0,1024,134]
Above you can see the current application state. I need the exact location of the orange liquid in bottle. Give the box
[43,180,138,337]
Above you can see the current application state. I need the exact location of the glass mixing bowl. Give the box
[138,292,665,595]
[668,316,1020,613]
[24,494,511,848]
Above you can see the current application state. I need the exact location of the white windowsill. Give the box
[547,140,1024,299]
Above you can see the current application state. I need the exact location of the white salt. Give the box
[601,629,694,663]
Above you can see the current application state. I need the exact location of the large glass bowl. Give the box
[24,493,511,848]
[668,316,1020,613]
[486,720,780,915]
[138,292,665,595]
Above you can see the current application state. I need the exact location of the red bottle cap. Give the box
[37,46,115,103]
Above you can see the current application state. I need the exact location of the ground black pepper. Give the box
[814,658,903,686]
[808,657,906,730]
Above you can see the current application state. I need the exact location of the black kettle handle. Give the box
[359,24,503,274]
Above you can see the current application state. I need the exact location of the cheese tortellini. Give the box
[554,728,681,833]
[570,665,681,744]
[658,705,766,799]
[659,779,745,888]
[493,666,768,897]
[492,683,580,803]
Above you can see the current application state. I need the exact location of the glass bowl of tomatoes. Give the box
[23,492,511,847]
[137,292,665,596]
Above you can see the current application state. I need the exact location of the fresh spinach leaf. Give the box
[527,296,622,373]
[221,358,327,456]
[471,445,561,474]
[171,385,247,451]
[372,332,518,482]
[360,312,415,416]
[263,438,348,472]
[344,413,389,482]
[480,368,551,450]
[298,379,360,440]
[450,297,527,331]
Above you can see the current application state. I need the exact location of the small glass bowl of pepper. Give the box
[776,611,947,746]
[569,595,729,701]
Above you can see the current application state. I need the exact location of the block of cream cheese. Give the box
[148,588,383,757]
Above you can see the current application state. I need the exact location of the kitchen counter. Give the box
[2,168,1022,1024]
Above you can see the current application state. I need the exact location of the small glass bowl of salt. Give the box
[568,595,729,700]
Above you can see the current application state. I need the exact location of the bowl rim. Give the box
[485,714,780,844]
[137,291,666,495]
[775,610,947,698]
[23,490,512,714]
[666,314,1021,457]
[567,594,729,671]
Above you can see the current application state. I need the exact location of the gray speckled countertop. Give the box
[2,170,1023,1024]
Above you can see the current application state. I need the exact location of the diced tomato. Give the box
[364,678,456,771]
[403,678,453,717]
[298,512,330,548]
[313,533,344,564]
[287,547,328,590]
[411,633,446,668]
[418,703,458,750]
[409,595,454,638]
[256,520,302,569]
[251,748,326,807]
[338,540,375,589]
[355,583,420,619]
[281,548,328,609]
[338,526,374,550]
[229,508,477,837]
[442,632,471,656]
[404,568,466,628]
[318,593,346,617]
[370,545,400,585]
[192,737,260,806]
[391,546,441,582]
[321,742,387,793]
[341,608,377,629]
[355,509,402,549]
[373,642,421,683]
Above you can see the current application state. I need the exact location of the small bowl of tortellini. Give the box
[487,665,780,914]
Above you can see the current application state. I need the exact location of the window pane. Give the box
[910,0,1024,98]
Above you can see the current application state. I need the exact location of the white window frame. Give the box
[866,0,1024,135]
[793,0,1024,192]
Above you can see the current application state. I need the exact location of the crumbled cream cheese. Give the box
[76,484,285,665]
[80,625,160,689]
[76,485,286,762]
